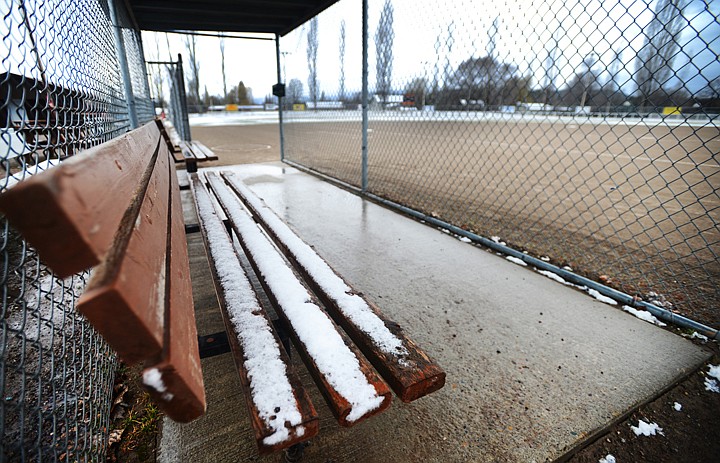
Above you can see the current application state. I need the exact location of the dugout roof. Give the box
[127,0,341,36]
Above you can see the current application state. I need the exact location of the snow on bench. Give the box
[190,174,317,452]
[199,172,392,426]
[220,172,446,402]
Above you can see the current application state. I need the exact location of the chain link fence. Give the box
[281,0,720,330]
[1,0,155,460]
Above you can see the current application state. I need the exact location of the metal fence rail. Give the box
[281,0,720,330]
[1,0,154,461]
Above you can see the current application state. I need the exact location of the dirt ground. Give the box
[184,119,720,462]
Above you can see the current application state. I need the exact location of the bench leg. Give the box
[186,159,198,173]
[283,442,307,462]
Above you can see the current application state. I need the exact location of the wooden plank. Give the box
[206,173,392,426]
[190,174,318,452]
[77,137,171,364]
[142,156,206,423]
[179,141,202,161]
[0,122,160,278]
[222,172,446,402]
[190,141,219,161]
[154,118,182,163]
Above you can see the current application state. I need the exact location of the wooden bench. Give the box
[0,121,206,423]
[154,118,218,172]
[188,170,445,453]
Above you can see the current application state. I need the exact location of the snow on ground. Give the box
[490,236,506,245]
[622,305,667,326]
[708,364,720,380]
[537,269,569,285]
[673,402,682,411]
[588,288,618,305]
[690,332,709,342]
[631,420,664,436]
[599,455,616,463]
[704,378,719,393]
[505,256,527,266]
[458,236,472,243]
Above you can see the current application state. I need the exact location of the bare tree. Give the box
[375,0,394,107]
[635,0,690,107]
[306,18,319,109]
[184,34,201,109]
[288,78,304,105]
[339,20,346,101]
[219,34,227,103]
[483,16,500,107]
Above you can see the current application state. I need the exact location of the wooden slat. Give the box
[205,173,392,426]
[190,141,219,161]
[154,118,182,163]
[0,122,159,278]
[222,172,446,402]
[77,138,171,364]
[179,141,203,161]
[190,174,318,452]
[142,160,206,422]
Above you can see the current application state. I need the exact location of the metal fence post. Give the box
[108,0,138,129]
[361,0,369,193]
[175,54,192,141]
[276,34,285,162]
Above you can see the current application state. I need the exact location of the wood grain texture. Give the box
[206,173,392,426]
[221,172,446,402]
[0,122,159,277]
[78,137,171,364]
[190,174,318,452]
[142,159,206,423]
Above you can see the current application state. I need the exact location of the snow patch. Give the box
[537,270,568,285]
[458,236,472,243]
[490,236,506,245]
[143,368,174,402]
[708,364,720,381]
[631,420,663,436]
[704,378,719,393]
[673,402,682,411]
[690,332,709,342]
[599,455,616,463]
[505,256,527,266]
[587,288,618,305]
[622,306,666,326]
[540,256,550,262]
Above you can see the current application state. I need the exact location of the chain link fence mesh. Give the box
[282,0,720,329]
[2,0,154,460]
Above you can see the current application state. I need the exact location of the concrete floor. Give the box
[162,162,710,463]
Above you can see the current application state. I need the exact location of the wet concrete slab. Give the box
[161,163,710,463]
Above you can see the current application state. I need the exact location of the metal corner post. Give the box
[276,34,285,162]
[108,0,139,129]
[361,0,369,192]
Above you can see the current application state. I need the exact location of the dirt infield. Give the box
[191,116,719,328]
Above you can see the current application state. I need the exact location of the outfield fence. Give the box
[1,0,154,460]
[281,0,720,330]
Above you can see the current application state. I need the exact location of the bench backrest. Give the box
[0,121,206,422]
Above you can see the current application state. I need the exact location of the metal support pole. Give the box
[276,34,286,162]
[361,0,369,193]
[176,54,192,141]
[108,0,139,129]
